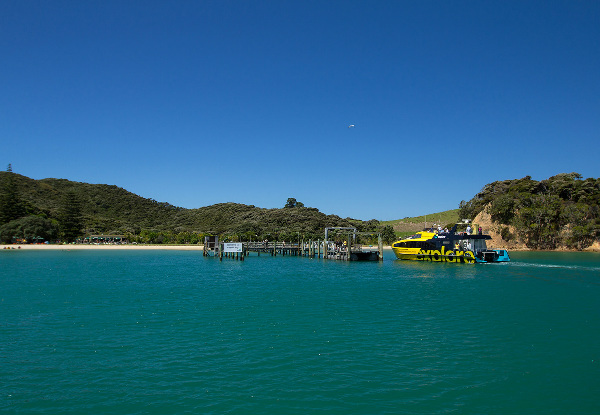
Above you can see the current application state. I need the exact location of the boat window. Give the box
[473,239,487,251]
[406,241,435,249]
[455,239,473,251]
[453,239,488,252]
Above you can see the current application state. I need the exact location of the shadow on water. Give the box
[389,257,481,280]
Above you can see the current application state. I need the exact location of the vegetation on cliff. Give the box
[458,173,600,250]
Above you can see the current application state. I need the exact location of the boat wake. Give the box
[507,261,600,272]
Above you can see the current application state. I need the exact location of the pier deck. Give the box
[204,227,383,262]
[205,238,382,262]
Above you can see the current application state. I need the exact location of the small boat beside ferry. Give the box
[391,224,510,264]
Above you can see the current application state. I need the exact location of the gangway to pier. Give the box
[324,227,383,261]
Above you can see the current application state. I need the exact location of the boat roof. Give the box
[396,230,491,243]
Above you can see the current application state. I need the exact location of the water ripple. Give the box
[1,251,599,414]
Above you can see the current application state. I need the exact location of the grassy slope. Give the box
[381,209,460,226]
[381,209,460,238]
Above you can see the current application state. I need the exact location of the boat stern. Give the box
[476,249,510,263]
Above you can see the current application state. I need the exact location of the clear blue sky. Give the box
[2,1,599,220]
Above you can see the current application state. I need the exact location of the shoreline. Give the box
[1,244,205,251]
[2,244,599,253]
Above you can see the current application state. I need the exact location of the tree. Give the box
[284,198,297,208]
[458,199,475,220]
[0,215,59,244]
[488,194,516,224]
[0,164,26,225]
[59,191,83,242]
[284,198,304,208]
[514,194,563,249]
[380,225,396,245]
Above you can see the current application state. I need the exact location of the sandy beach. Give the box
[1,244,204,251]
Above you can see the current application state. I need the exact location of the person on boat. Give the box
[478,227,482,235]
[466,225,472,235]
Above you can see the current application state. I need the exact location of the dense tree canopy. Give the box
[0,171,386,243]
[0,215,58,244]
[0,164,26,225]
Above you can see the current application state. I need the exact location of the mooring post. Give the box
[347,234,352,261]
[378,235,383,261]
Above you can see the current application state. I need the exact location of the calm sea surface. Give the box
[1,249,599,414]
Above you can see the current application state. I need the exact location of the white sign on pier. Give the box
[223,243,243,253]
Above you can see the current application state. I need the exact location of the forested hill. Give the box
[458,173,600,250]
[0,171,390,243]
[3,171,599,249]
[0,172,183,232]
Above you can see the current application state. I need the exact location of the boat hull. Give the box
[392,247,477,264]
[392,247,510,264]
[391,228,510,264]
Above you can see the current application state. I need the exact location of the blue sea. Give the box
[1,249,599,414]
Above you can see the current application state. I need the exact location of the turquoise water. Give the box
[1,249,599,414]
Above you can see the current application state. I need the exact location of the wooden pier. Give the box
[204,228,383,262]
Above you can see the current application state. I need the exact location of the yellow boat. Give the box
[391,225,510,264]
